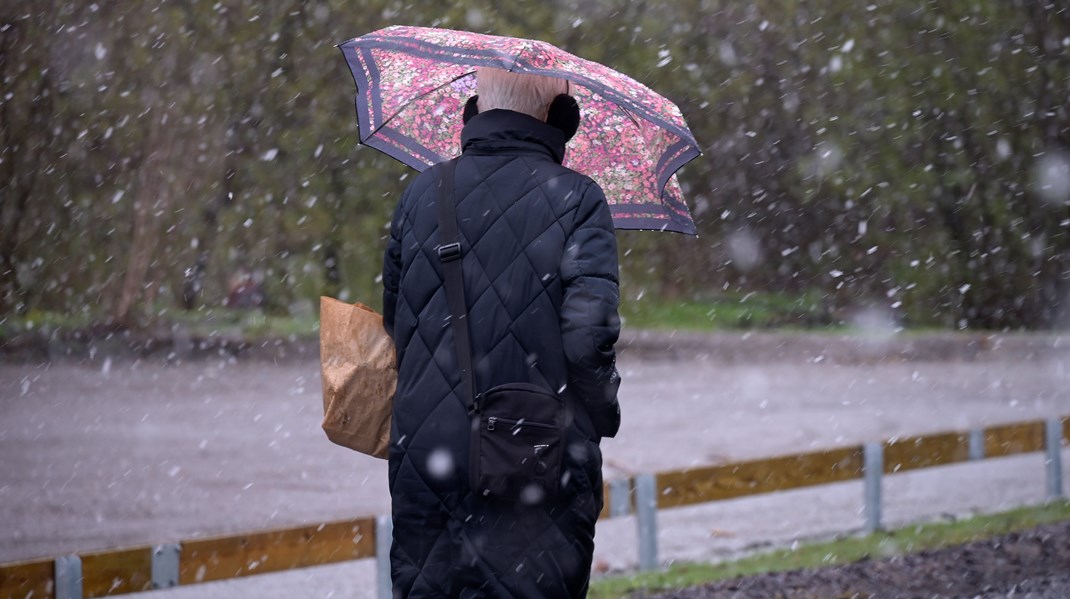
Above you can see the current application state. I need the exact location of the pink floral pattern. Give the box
[340,26,700,233]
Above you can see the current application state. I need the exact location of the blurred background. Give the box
[3,4,1070,596]
[1,0,1069,340]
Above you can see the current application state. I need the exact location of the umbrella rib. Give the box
[368,71,472,135]
[605,96,645,131]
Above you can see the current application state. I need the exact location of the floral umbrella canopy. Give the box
[339,25,701,234]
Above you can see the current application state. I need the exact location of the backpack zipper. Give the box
[486,416,555,432]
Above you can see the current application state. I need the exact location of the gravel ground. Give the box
[639,520,1070,599]
[1,330,1069,597]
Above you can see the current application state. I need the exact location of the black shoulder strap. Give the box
[435,158,477,413]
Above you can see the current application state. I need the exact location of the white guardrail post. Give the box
[968,429,985,461]
[1046,418,1064,500]
[608,477,632,518]
[151,543,181,589]
[376,515,393,599]
[54,555,83,599]
[863,442,883,534]
[634,473,658,571]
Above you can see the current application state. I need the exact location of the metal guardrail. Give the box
[0,518,376,599]
[2,416,1067,599]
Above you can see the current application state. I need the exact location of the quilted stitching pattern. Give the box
[383,110,620,598]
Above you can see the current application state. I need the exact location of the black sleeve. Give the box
[382,195,405,340]
[559,181,622,438]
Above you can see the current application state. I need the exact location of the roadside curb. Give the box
[0,332,318,364]
[2,329,1066,365]
[617,329,1070,365]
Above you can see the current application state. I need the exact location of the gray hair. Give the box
[476,67,568,120]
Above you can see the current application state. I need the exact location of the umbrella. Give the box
[338,26,701,235]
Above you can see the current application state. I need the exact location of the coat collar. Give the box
[460,109,567,164]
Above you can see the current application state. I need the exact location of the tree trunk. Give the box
[113,117,176,326]
[182,159,234,310]
[0,16,53,315]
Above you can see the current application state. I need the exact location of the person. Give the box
[381,67,622,598]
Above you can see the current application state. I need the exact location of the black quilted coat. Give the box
[382,108,622,598]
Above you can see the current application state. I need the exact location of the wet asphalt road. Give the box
[1,331,1068,596]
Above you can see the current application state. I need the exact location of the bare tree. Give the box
[0,8,56,314]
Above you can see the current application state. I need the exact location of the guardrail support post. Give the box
[171,324,194,362]
[968,429,985,461]
[635,473,658,571]
[608,478,632,518]
[152,543,180,589]
[376,515,393,599]
[55,555,82,599]
[1046,418,1064,500]
[863,442,883,534]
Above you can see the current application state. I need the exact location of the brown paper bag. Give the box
[319,296,395,459]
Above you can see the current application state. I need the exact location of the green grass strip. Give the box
[589,500,1070,598]
[618,292,833,331]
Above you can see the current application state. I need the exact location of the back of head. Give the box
[476,67,568,121]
